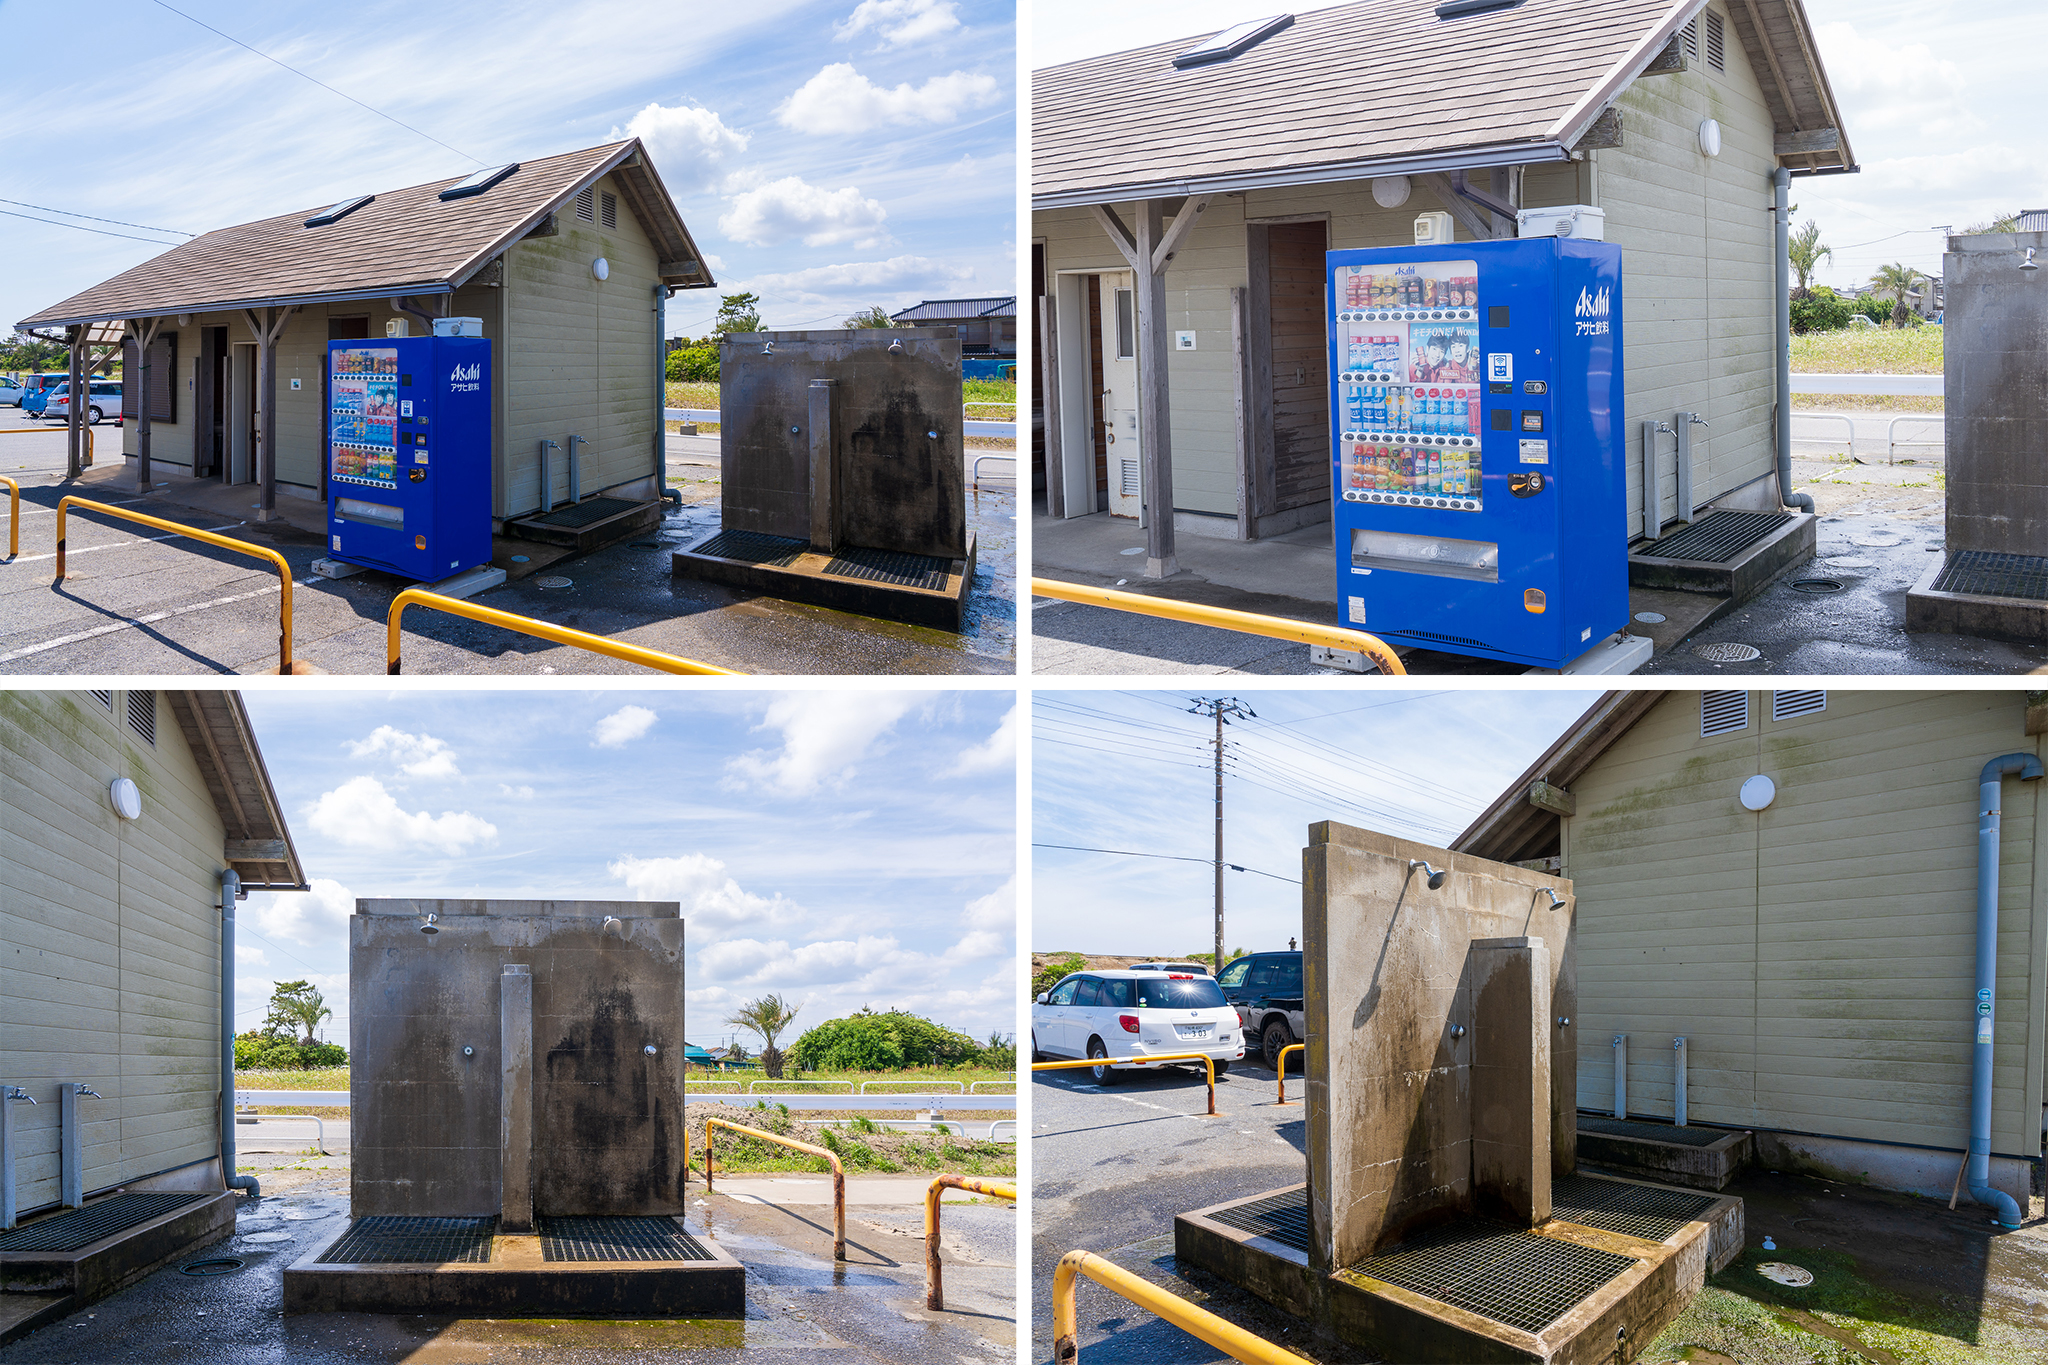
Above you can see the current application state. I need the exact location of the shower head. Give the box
[419,913,440,936]
[1540,888,1567,908]
[1408,859,1447,890]
[602,915,628,940]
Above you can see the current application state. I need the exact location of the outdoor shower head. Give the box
[602,915,628,940]
[419,913,440,936]
[1408,859,1447,890]
[1540,888,1567,908]
[2023,247,2040,272]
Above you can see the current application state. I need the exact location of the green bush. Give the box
[1852,294,1896,327]
[234,1030,346,1070]
[786,1008,985,1071]
[665,342,719,382]
[1788,286,1852,334]
[1031,952,1088,999]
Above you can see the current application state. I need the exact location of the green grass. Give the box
[686,1066,1015,1091]
[663,378,1013,421]
[1790,326,1943,374]
[234,1067,349,1089]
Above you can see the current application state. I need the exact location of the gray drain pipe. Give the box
[220,870,260,1200]
[1773,167,1814,515]
[1971,754,2038,1227]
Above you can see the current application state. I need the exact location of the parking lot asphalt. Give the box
[1030,1057,1324,1365]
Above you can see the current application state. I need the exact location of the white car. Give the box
[1031,968,1244,1083]
[1128,961,1210,975]
[0,376,23,406]
[43,380,122,425]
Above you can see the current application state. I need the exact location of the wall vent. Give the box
[1701,690,1748,738]
[1705,10,1725,72]
[600,192,618,230]
[1680,15,1699,62]
[575,188,595,222]
[126,690,156,746]
[1772,689,1825,721]
[88,689,112,710]
[1121,459,1141,498]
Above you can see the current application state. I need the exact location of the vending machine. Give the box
[1328,236,1626,669]
[325,333,492,581]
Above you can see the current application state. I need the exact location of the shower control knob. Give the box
[1557,1017,1571,1027]
[644,1044,658,1056]
[1449,1025,1466,1039]
[463,1046,474,1057]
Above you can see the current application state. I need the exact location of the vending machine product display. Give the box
[326,336,492,581]
[1328,236,1625,669]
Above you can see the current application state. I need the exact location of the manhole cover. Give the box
[629,541,661,550]
[533,575,572,589]
[1821,557,1875,569]
[1790,579,1845,594]
[1119,547,1145,556]
[1633,611,1667,624]
[180,1258,245,1277]
[240,1231,292,1243]
[509,555,530,563]
[1851,534,1902,547]
[1693,642,1762,662]
[1758,1261,1813,1287]
[278,1211,324,1221]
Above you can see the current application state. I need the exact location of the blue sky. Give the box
[236,688,1016,1052]
[1033,0,2028,290]
[2,0,1014,339]
[1031,689,1597,957]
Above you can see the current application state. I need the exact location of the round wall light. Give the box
[109,777,141,821]
[1739,774,1776,811]
[1698,119,1723,157]
[1372,175,1412,209]
[591,257,610,281]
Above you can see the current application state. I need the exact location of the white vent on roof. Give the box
[601,192,617,230]
[1705,10,1725,72]
[127,690,155,746]
[575,188,595,222]
[1701,690,1748,738]
[1772,690,1825,721]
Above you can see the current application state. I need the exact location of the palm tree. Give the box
[1868,262,1927,326]
[267,981,333,1045]
[727,994,800,1079]
[1787,220,1832,290]
[841,305,900,329]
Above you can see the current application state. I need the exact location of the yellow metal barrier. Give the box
[1,476,15,559]
[925,1174,1016,1310]
[0,425,92,468]
[703,1118,845,1260]
[55,496,295,673]
[1273,1043,1305,1105]
[386,587,744,676]
[1052,1249,1306,1365]
[1032,1054,1221,1117]
[1030,577,1407,675]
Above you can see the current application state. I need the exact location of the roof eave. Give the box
[18,282,456,331]
[1451,691,1661,863]
[1546,0,1709,149]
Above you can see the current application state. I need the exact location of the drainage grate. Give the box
[538,1216,716,1263]
[1639,510,1789,564]
[318,1216,496,1265]
[525,496,643,530]
[1693,641,1761,662]
[0,1192,210,1252]
[1204,1188,1309,1252]
[687,529,807,567]
[1354,1219,1635,1335]
[1578,1117,1732,1149]
[1550,1174,1716,1242]
[823,546,952,591]
[1789,578,1844,594]
[1930,550,2048,601]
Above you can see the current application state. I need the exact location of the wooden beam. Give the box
[225,839,288,862]
[1773,127,1839,155]
[1449,169,1517,223]
[656,258,700,278]
[1528,781,1576,817]
[1132,199,1175,579]
[132,316,162,490]
[1572,107,1624,152]
[1151,195,1211,273]
[1090,203,1141,274]
[1418,173,1493,243]
[1640,35,1685,74]
[1737,0,1798,136]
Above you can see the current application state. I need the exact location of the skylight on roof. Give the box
[1435,0,1525,18]
[304,194,373,228]
[1172,13,1292,69]
[438,163,519,202]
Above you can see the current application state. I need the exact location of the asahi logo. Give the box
[1574,286,1611,319]
[450,363,480,382]
[449,361,481,393]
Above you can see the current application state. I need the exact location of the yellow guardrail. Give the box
[703,1118,845,1260]
[56,496,296,673]
[1273,1043,1305,1105]
[0,425,92,468]
[1032,1054,1222,1117]
[925,1174,1016,1310]
[0,476,15,559]
[1052,1249,1306,1364]
[1030,577,1407,675]
[386,588,744,676]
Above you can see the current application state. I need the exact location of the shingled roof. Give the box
[891,296,1017,322]
[19,140,714,329]
[1033,0,1853,209]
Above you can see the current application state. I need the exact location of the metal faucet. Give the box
[1686,413,1711,429]
[72,1086,102,1099]
[4,1087,34,1105]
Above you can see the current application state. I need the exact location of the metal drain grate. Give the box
[688,529,807,567]
[1639,510,1789,564]
[1693,641,1762,662]
[318,1216,496,1265]
[1355,1219,1635,1335]
[1578,1117,1732,1149]
[0,1192,210,1252]
[538,1216,716,1263]
[1550,1174,1716,1242]
[823,546,952,591]
[1930,550,2048,601]
[525,496,643,529]
[1205,1188,1309,1251]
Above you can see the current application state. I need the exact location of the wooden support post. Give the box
[1231,285,1251,541]
[65,328,83,479]
[132,317,162,491]
[260,308,278,519]
[1134,199,1175,579]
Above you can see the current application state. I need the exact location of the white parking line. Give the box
[0,583,282,664]
[10,523,247,565]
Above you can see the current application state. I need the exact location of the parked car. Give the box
[43,380,123,425]
[1128,961,1210,975]
[1031,968,1243,1083]
[0,376,24,406]
[19,372,71,417]
[1216,950,1305,1070]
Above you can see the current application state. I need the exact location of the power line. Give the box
[1032,843,1300,885]
[0,208,186,247]
[149,0,484,167]
[0,198,194,236]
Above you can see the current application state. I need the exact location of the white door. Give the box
[229,343,256,485]
[1101,274,1142,519]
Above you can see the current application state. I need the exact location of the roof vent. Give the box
[438,163,519,202]
[1172,14,1292,69]
[1435,0,1524,17]
[304,194,373,228]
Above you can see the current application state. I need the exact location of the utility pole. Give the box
[1187,697,1255,974]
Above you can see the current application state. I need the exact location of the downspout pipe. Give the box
[1970,753,2039,1228]
[220,870,260,1199]
[656,283,680,508]
[1772,168,1814,514]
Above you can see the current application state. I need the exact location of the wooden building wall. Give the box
[0,691,227,1212]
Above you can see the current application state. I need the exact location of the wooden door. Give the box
[1264,221,1329,515]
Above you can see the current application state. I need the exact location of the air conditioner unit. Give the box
[1517,205,1606,241]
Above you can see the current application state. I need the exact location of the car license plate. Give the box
[1175,1024,1213,1040]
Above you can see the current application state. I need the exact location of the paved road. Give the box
[1030,1058,1331,1364]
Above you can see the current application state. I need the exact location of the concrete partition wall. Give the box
[1944,230,2048,554]
[1302,824,1576,1271]
[349,899,686,1219]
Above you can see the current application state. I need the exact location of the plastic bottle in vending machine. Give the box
[1450,391,1465,433]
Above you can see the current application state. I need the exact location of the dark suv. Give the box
[1216,950,1304,1070]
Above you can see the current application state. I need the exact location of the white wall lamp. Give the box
[591,257,610,281]
[1372,175,1412,208]
[108,777,141,821]
[1739,774,1776,811]
[1698,119,1722,157]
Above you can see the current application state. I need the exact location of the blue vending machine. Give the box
[1328,236,1625,669]
[326,334,492,581]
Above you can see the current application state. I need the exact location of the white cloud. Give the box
[612,101,750,194]
[745,254,974,299]
[944,704,1015,777]
[592,705,658,748]
[608,852,803,934]
[944,875,1014,962]
[344,725,460,778]
[235,943,267,966]
[250,877,356,948]
[777,63,998,134]
[719,177,890,249]
[498,783,535,799]
[305,777,498,856]
[725,692,918,795]
[834,0,960,47]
